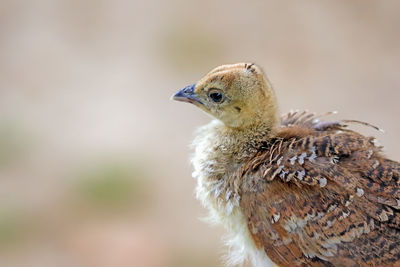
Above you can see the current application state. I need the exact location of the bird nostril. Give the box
[183,84,196,94]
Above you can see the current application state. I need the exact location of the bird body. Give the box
[192,118,277,266]
[173,63,400,266]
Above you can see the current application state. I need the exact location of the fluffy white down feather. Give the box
[191,120,275,267]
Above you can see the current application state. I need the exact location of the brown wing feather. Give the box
[238,117,400,266]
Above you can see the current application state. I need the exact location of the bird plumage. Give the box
[173,63,400,267]
[240,111,400,266]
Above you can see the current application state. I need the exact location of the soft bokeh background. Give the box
[0,1,399,266]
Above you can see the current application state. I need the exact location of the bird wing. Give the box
[237,127,400,266]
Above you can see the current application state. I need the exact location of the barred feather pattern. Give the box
[234,111,400,266]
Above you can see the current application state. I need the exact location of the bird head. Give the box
[173,63,278,129]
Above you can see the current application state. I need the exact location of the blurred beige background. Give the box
[0,0,399,266]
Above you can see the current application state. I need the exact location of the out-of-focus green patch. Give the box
[74,162,152,213]
[0,209,28,248]
[0,122,29,168]
[160,24,225,72]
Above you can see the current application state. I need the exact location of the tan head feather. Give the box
[190,63,278,129]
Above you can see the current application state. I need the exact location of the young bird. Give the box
[173,63,400,267]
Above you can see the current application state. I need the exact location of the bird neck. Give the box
[237,86,279,131]
[220,120,277,156]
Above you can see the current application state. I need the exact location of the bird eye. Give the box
[208,89,224,103]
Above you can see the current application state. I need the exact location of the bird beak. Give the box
[172,84,202,105]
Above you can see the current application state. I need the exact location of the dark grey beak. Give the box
[172,84,202,105]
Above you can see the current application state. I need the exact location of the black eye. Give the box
[208,90,224,103]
